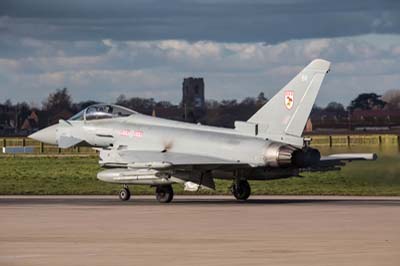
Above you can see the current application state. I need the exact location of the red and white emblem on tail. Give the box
[284,90,294,110]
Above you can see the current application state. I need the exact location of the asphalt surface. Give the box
[1,196,400,266]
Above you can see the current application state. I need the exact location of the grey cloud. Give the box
[1,0,400,107]
[0,0,399,43]
[1,35,400,106]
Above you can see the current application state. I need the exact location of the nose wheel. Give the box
[155,185,174,203]
[231,180,251,201]
[119,186,131,201]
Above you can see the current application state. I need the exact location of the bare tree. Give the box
[42,88,73,113]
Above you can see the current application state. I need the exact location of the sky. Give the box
[0,0,400,107]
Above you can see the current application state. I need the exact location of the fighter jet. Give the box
[29,59,377,203]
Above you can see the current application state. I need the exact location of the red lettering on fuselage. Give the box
[119,129,143,138]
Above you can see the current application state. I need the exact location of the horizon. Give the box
[1,86,392,113]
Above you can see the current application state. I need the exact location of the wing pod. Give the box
[97,168,170,185]
[306,153,378,172]
[322,153,377,161]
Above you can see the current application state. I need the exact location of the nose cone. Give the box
[29,124,58,145]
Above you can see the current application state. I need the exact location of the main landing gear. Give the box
[155,185,174,203]
[231,180,251,201]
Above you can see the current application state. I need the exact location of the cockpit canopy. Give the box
[69,104,136,121]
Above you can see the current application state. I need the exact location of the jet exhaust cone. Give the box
[292,148,321,168]
[264,143,320,168]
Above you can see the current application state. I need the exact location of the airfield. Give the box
[1,195,399,266]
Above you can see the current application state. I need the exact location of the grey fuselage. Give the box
[73,113,273,167]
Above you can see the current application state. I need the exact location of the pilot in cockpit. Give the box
[106,105,113,114]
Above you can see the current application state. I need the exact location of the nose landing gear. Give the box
[119,185,131,201]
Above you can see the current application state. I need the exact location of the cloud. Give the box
[1,34,400,107]
[1,1,400,109]
[0,0,399,43]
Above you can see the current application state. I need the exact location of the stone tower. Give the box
[182,77,205,121]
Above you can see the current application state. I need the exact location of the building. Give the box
[304,118,313,132]
[181,77,206,122]
[20,111,40,134]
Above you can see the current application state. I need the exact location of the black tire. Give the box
[232,180,251,201]
[155,185,174,203]
[119,187,131,201]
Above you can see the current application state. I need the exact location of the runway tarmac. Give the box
[1,195,400,266]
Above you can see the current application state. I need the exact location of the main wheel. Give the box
[232,180,251,201]
[119,187,131,201]
[155,185,174,203]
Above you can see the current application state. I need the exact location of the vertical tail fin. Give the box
[248,59,331,137]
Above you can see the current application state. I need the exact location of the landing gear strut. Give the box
[155,185,174,203]
[231,180,251,201]
[119,185,131,201]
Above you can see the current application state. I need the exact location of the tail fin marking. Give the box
[248,59,331,137]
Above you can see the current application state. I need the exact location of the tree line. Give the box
[1,87,400,133]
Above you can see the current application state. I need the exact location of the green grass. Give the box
[0,147,399,196]
[250,156,400,196]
